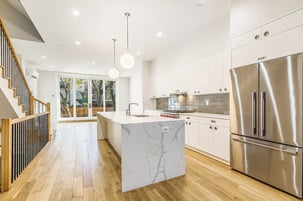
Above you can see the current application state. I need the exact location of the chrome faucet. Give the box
[126,103,138,116]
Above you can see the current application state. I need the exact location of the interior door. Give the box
[230,64,258,138]
[259,53,303,146]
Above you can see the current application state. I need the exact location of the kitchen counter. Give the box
[97,112,185,192]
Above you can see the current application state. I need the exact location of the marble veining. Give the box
[97,112,185,192]
[121,121,185,192]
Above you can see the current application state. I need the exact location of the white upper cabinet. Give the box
[208,52,224,93]
[186,58,209,95]
[232,8,303,68]
[223,49,231,92]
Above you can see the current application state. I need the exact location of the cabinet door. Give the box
[186,58,209,95]
[188,121,200,149]
[199,123,213,154]
[223,49,231,92]
[213,126,230,162]
[232,28,262,50]
[184,122,190,145]
[208,52,224,93]
[154,72,169,97]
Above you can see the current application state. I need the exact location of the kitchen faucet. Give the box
[126,103,139,116]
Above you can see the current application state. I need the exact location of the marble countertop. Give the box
[97,111,183,124]
[180,112,230,120]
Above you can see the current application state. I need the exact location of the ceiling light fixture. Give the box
[120,12,135,69]
[157,32,163,37]
[91,61,96,65]
[42,56,46,59]
[75,41,80,45]
[108,39,120,79]
[73,9,80,16]
[136,51,141,56]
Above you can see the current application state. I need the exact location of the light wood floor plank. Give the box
[0,122,300,201]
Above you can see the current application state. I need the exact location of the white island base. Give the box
[97,112,185,192]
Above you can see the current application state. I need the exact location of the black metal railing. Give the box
[11,113,49,182]
[0,19,31,113]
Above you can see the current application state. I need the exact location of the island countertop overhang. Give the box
[97,111,184,124]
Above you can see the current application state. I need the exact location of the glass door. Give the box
[91,79,104,116]
[59,77,74,118]
[59,75,116,121]
[75,78,89,118]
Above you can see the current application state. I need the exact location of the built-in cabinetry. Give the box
[180,113,230,164]
[150,49,231,98]
[232,8,303,68]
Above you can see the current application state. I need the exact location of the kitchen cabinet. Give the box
[232,8,303,68]
[180,113,230,163]
[199,117,230,162]
[180,115,200,148]
[186,58,209,95]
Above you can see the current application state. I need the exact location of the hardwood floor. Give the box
[0,122,300,201]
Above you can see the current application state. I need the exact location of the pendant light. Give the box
[108,39,120,79]
[120,12,135,69]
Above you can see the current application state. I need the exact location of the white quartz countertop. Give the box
[97,112,183,124]
[180,112,230,120]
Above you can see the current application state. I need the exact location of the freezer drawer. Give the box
[231,134,302,198]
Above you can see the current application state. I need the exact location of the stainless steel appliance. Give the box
[160,110,194,119]
[230,53,303,198]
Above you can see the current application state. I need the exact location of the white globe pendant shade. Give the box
[120,52,135,69]
[108,67,120,79]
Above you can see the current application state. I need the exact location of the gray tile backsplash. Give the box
[156,93,229,115]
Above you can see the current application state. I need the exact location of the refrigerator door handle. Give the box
[252,92,257,135]
[233,138,299,155]
[261,91,266,136]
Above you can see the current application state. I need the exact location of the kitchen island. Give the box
[97,112,185,192]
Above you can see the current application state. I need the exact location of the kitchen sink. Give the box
[132,114,150,117]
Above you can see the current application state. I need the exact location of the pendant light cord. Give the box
[113,39,116,66]
[125,13,130,50]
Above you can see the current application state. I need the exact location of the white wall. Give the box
[117,77,129,111]
[231,0,303,37]
[129,62,143,114]
[37,70,58,131]
[142,61,156,110]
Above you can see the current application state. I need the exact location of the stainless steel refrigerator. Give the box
[230,53,303,198]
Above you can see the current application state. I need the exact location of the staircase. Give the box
[0,17,51,192]
[0,66,25,121]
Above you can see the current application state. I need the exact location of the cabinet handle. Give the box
[214,127,218,130]
[224,88,227,91]
[219,88,222,92]
[189,122,191,125]
[194,91,196,94]
[211,120,216,123]
[186,122,188,125]
[197,91,200,93]
[186,117,190,119]
[209,126,212,129]
[258,56,266,61]
[254,35,260,40]
[263,31,270,37]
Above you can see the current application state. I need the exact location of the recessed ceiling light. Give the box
[157,32,163,37]
[42,56,46,59]
[91,61,96,65]
[73,9,80,16]
[136,51,141,56]
[50,65,54,69]
[75,41,80,45]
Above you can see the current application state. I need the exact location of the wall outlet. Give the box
[162,126,169,133]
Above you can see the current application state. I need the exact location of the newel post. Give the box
[47,102,51,141]
[30,95,34,115]
[1,118,12,192]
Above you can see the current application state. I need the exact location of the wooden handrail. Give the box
[33,97,48,106]
[11,112,49,124]
[0,18,31,95]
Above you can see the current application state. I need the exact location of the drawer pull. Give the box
[211,120,216,123]
[209,126,213,129]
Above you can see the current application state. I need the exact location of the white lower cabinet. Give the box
[180,114,230,163]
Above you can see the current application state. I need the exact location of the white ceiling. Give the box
[10,0,230,76]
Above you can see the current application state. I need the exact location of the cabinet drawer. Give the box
[262,8,303,39]
[199,117,229,127]
[183,115,200,122]
[232,28,261,50]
